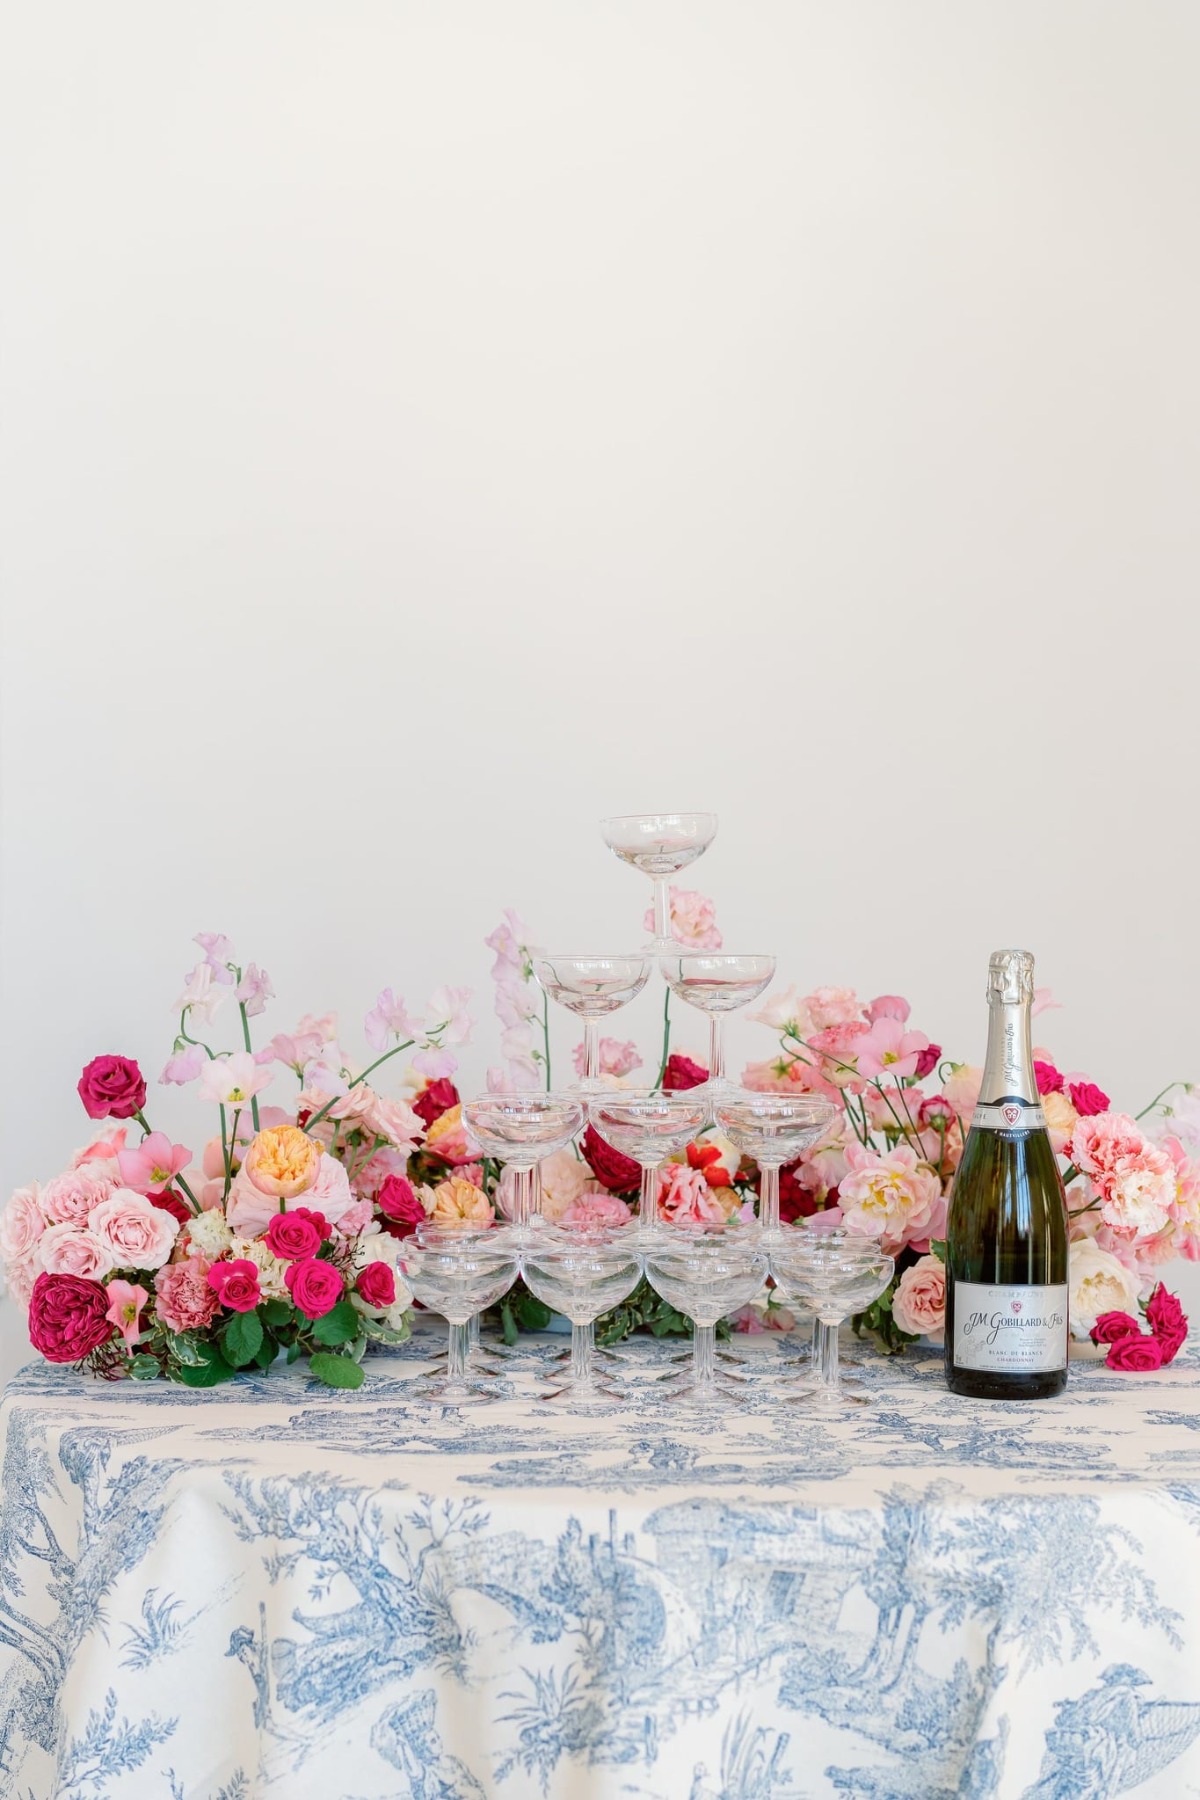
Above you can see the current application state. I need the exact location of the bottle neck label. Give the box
[972,1097,1047,1133]
[978,999,1038,1108]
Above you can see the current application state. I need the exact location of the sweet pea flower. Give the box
[158,1043,207,1087]
[235,964,274,1017]
[855,1018,932,1081]
[116,1132,191,1196]
[198,1053,272,1109]
[364,988,421,1051]
[177,963,228,1024]
[485,910,534,981]
[104,1279,149,1351]
[426,985,474,1046]
[412,1047,459,1082]
[194,932,236,980]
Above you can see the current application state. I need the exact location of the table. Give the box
[3,1328,1200,1800]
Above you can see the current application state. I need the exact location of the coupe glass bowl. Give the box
[531,956,653,1090]
[660,954,776,1094]
[768,1227,894,1409]
[521,1224,643,1402]
[461,1094,583,1235]
[600,812,718,952]
[714,1094,838,1234]
[403,1226,520,1405]
[586,1090,711,1236]
[642,1224,768,1402]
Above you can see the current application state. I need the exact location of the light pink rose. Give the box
[571,1037,644,1080]
[0,1185,46,1261]
[560,1193,635,1229]
[891,1254,946,1336]
[839,1143,942,1255]
[327,1085,423,1155]
[4,1250,41,1307]
[40,1168,117,1226]
[88,1189,180,1271]
[39,1223,116,1281]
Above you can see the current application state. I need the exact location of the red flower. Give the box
[914,1043,942,1080]
[265,1211,327,1263]
[285,1257,345,1320]
[355,1261,396,1308]
[1033,1061,1064,1096]
[413,1079,461,1129]
[1091,1310,1140,1345]
[28,1272,114,1363]
[77,1055,147,1121]
[207,1259,262,1314]
[1106,1332,1164,1372]
[778,1160,818,1223]
[580,1125,641,1193]
[150,1190,191,1227]
[375,1175,425,1238]
[1069,1080,1110,1118]
[662,1054,708,1092]
[1146,1283,1189,1364]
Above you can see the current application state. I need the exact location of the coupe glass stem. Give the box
[584,1019,599,1085]
[760,1161,780,1232]
[446,1321,470,1393]
[652,876,670,945]
[818,1318,841,1402]
[511,1165,534,1230]
[693,1321,716,1389]
[570,1321,594,1385]
[468,1314,480,1355]
[708,1016,725,1085]
[638,1162,659,1237]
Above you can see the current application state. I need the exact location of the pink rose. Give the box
[865,995,911,1024]
[40,1168,116,1226]
[1146,1283,1189,1364]
[890,1255,946,1336]
[559,1193,635,1229]
[150,1190,192,1228]
[1106,1332,1164,1372]
[39,1223,115,1281]
[355,1261,396,1308]
[285,1256,344,1320]
[154,1258,219,1333]
[1069,1080,1111,1118]
[5,1251,42,1308]
[0,1185,46,1261]
[412,1079,461,1128]
[571,1037,643,1080]
[332,1198,373,1238]
[375,1175,426,1239]
[28,1272,114,1362]
[208,1258,262,1313]
[662,1054,708,1093]
[914,1043,942,1080]
[918,1095,956,1131]
[77,1055,147,1121]
[265,1210,327,1262]
[1034,1061,1064,1095]
[88,1189,179,1271]
[1090,1309,1141,1344]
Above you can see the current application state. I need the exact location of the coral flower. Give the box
[241,1126,321,1198]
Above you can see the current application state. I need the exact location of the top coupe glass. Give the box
[600,812,718,952]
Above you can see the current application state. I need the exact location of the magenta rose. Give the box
[661,1054,708,1093]
[355,1261,396,1308]
[207,1258,262,1313]
[1106,1332,1164,1372]
[412,1079,461,1130]
[1069,1080,1111,1118]
[285,1256,344,1320]
[913,1042,942,1080]
[580,1125,641,1193]
[28,1272,114,1362]
[77,1055,147,1121]
[1034,1060,1064,1095]
[1091,1309,1141,1345]
[375,1175,425,1239]
[265,1210,326,1262]
[1146,1283,1189,1364]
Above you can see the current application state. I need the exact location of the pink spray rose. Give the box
[1090,1310,1141,1344]
[1146,1283,1188,1364]
[77,1055,147,1121]
[1106,1333,1164,1372]
[375,1175,426,1239]
[355,1261,397,1308]
[1069,1080,1111,1118]
[662,1054,709,1093]
[285,1256,344,1320]
[28,1272,114,1362]
[207,1259,262,1313]
[104,1279,149,1350]
[411,1078,461,1128]
[40,1168,116,1226]
[1034,1061,1064,1095]
[865,995,910,1024]
[890,1255,946,1337]
[914,1043,942,1080]
[265,1210,328,1262]
[154,1258,219,1333]
[838,1143,943,1255]
[89,1190,180,1271]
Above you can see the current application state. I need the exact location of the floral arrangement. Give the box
[0,934,483,1387]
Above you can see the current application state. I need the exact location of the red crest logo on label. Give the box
[1011,1301,1023,1314]
[1001,1104,1021,1126]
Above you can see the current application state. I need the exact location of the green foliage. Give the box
[261,1298,294,1328]
[221,1309,264,1368]
[360,1315,411,1346]
[127,1354,161,1381]
[499,1282,553,1346]
[852,1286,919,1356]
[310,1299,359,1347]
[309,1351,365,1389]
[595,1276,698,1346]
[174,1344,235,1387]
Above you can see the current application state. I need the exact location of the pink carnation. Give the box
[658,1164,727,1228]
[805,987,862,1031]
[1070,1113,1176,1235]
[559,1193,635,1229]
[154,1257,220,1333]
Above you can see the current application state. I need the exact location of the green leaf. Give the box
[128,1355,161,1381]
[309,1351,365,1390]
[253,1338,276,1370]
[286,1341,303,1364]
[311,1299,359,1347]
[222,1310,264,1368]
[500,1300,519,1347]
[262,1298,293,1328]
[175,1355,235,1387]
[361,1316,410,1346]
[169,1332,209,1367]
[512,1291,552,1333]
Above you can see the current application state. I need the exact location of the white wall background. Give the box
[3,2,1199,1375]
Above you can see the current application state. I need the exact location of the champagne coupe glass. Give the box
[403,1225,520,1405]
[661,954,776,1096]
[714,1095,838,1239]
[600,812,719,953]
[642,1224,768,1403]
[768,1227,894,1410]
[587,1090,711,1240]
[521,1225,644,1403]
[461,1094,584,1239]
[532,955,652,1091]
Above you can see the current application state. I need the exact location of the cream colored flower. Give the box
[185,1208,233,1261]
[229,1234,289,1301]
[1067,1236,1139,1338]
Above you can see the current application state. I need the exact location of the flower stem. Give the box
[1136,1082,1185,1122]
[657,989,671,1087]
[237,995,261,1131]
[303,1039,415,1133]
[541,992,552,1092]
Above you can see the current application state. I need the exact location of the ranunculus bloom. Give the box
[116,1131,192,1196]
[559,1193,634,1229]
[284,1256,344,1319]
[1090,1309,1141,1344]
[39,1167,115,1225]
[430,1178,493,1228]
[105,1278,149,1351]
[77,1055,147,1121]
[375,1174,426,1238]
[89,1189,180,1271]
[355,1261,396,1308]
[1034,1061,1064,1096]
[38,1223,116,1282]
[240,1126,320,1199]
[1069,1080,1111,1118]
[411,1078,461,1129]
[28,1272,114,1362]
[264,1210,328,1262]
[154,1257,219,1333]
[580,1126,641,1193]
[208,1258,262,1313]
[1146,1283,1189,1364]
[662,1054,708,1093]
[890,1255,946,1337]
[1106,1332,1164,1372]
[0,1185,46,1262]
[1070,1238,1140,1338]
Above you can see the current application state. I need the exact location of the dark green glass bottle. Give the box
[944,949,1069,1400]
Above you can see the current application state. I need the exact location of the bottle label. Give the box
[972,1099,1046,1132]
[953,1282,1068,1373]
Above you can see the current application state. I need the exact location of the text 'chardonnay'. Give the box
[944,948,1069,1400]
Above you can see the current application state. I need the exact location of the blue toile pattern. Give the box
[2,1328,1200,1797]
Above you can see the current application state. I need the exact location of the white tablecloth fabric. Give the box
[3,1328,1200,1799]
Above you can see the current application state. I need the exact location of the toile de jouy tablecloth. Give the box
[3,1326,1200,1800]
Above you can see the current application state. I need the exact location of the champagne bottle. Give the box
[944,948,1069,1399]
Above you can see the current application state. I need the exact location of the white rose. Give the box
[186,1209,234,1261]
[1068,1237,1140,1339]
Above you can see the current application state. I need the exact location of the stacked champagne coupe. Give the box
[404,811,893,1410]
